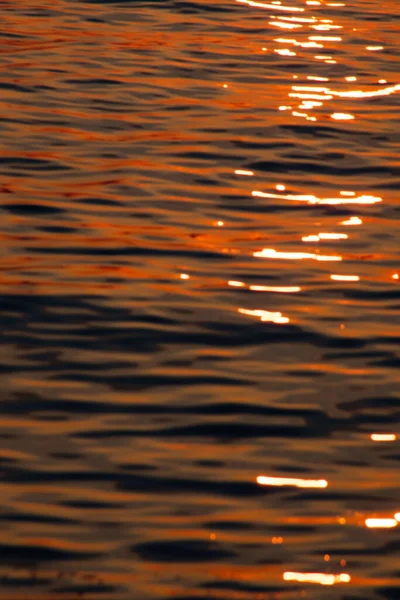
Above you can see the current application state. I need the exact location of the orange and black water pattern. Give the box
[0,0,399,598]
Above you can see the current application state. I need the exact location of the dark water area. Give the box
[0,0,399,598]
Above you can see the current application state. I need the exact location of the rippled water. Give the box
[0,0,399,598]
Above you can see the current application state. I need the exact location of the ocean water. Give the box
[0,0,399,599]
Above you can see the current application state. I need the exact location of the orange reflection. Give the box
[236,0,304,11]
[249,285,301,293]
[318,233,348,240]
[254,248,342,262]
[370,434,396,442]
[284,572,350,585]
[331,113,355,120]
[239,308,290,324]
[257,476,327,488]
[252,190,382,205]
[341,216,363,226]
[228,280,246,287]
[365,518,398,529]
[235,169,254,176]
[331,275,360,282]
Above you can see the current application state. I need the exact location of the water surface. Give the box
[0,0,399,599]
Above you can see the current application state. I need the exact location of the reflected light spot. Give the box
[330,83,400,99]
[257,475,327,488]
[346,76,357,81]
[309,36,342,41]
[272,536,283,544]
[366,46,383,51]
[270,21,302,29]
[228,280,246,287]
[307,76,329,81]
[331,113,355,120]
[214,220,224,227]
[276,184,286,191]
[180,274,190,280]
[379,79,387,83]
[340,191,356,196]
[223,84,228,88]
[318,233,348,240]
[331,275,360,282]
[299,101,323,108]
[236,0,304,11]
[395,513,400,522]
[365,518,397,529]
[302,235,320,242]
[370,434,396,442]
[275,48,297,56]
[292,111,309,118]
[324,554,330,562]
[392,274,399,280]
[252,191,381,206]
[254,248,342,262]
[279,105,292,110]
[249,285,301,293]
[283,572,349,585]
[239,308,289,324]
[341,216,362,225]
[235,169,254,176]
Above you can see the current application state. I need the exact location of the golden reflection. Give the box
[393,274,399,280]
[228,280,246,287]
[257,476,328,488]
[365,518,398,529]
[283,572,350,585]
[249,285,301,293]
[331,275,360,282]
[395,513,400,522]
[238,308,290,324]
[370,434,396,442]
[302,233,348,242]
[180,274,190,280]
[307,76,329,81]
[270,20,302,29]
[254,248,342,261]
[235,169,254,176]
[229,281,301,293]
[275,48,297,56]
[253,190,382,206]
[341,216,362,226]
[331,113,355,120]
[236,0,304,11]
[302,235,320,242]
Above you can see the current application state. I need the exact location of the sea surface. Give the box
[0,0,399,599]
